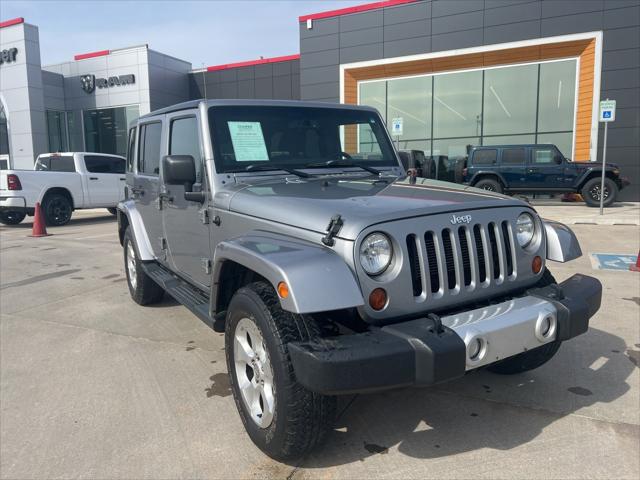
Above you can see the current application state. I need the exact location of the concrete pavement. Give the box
[1,210,639,479]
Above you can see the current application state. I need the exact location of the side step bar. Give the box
[142,261,213,328]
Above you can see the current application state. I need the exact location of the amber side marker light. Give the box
[277,282,289,299]
[532,256,543,274]
[369,288,387,311]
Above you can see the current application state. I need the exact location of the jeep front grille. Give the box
[406,221,517,298]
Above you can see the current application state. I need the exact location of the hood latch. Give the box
[321,214,343,247]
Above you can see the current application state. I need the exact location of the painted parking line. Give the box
[590,253,638,271]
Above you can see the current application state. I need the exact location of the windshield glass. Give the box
[208,105,397,173]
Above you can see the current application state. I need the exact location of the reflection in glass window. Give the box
[139,122,162,175]
[483,134,535,146]
[432,137,479,157]
[46,111,68,152]
[532,148,555,164]
[433,70,482,139]
[538,61,577,133]
[66,111,84,151]
[387,76,431,141]
[170,116,202,180]
[537,132,572,158]
[359,81,386,121]
[483,64,537,136]
[83,105,139,157]
[1,104,10,156]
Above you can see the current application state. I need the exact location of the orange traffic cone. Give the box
[630,251,640,272]
[29,202,51,237]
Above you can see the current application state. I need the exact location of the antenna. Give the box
[202,63,207,100]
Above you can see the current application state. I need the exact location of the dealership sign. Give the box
[80,73,135,93]
[0,48,18,65]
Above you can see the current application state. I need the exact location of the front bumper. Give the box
[289,273,602,395]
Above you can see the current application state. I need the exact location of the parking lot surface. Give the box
[1,209,639,479]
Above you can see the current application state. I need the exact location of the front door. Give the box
[161,112,211,289]
[134,120,165,259]
[498,147,527,191]
[526,146,566,189]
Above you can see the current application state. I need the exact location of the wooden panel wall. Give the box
[344,39,596,160]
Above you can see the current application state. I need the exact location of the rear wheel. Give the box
[42,193,73,226]
[0,211,26,225]
[582,177,618,207]
[123,227,164,305]
[488,269,562,374]
[474,177,503,194]
[225,281,336,460]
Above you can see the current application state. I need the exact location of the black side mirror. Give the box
[553,155,563,165]
[163,155,196,190]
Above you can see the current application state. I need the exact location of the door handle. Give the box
[119,177,126,181]
[89,177,99,180]
[130,186,145,196]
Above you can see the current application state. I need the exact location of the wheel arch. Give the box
[211,231,364,316]
[41,187,75,209]
[117,200,155,260]
[469,172,506,188]
[577,170,618,190]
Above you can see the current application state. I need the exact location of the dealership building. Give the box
[0,0,638,199]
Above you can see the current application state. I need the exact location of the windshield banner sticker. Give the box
[228,121,269,162]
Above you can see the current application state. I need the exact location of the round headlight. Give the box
[359,233,392,276]
[516,213,535,247]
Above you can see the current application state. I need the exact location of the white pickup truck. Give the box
[0,152,126,226]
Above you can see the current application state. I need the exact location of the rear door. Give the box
[526,146,566,189]
[162,111,211,288]
[83,155,123,206]
[135,120,165,259]
[498,147,527,191]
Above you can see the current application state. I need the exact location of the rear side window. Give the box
[138,122,162,175]
[502,148,526,165]
[127,127,137,172]
[85,155,125,174]
[169,116,201,181]
[533,148,555,164]
[36,156,75,172]
[473,149,497,166]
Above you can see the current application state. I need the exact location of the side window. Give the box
[35,157,51,171]
[502,148,526,165]
[127,127,137,172]
[473,149,497,166]
[138,122,162,175]
[84,155,112,173]
[533,148,554,164]
[169,116,201,181]
[110,156,126,174]
[49,156,76,172]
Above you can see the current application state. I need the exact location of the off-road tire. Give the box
[474,177,503,194]
[581,177,618,207]
[123,227,164,305]
[107,208,118,215]
[0,211,26,225]
[225,281,336,460]
[42,193,73,226]
[487,269,562,374]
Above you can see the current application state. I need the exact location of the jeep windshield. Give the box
[208,105,398,174]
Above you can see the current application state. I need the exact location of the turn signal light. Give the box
[277,282,289,299]
[369,288,387,311]
[532,256,542,274]
[7,174,21,191]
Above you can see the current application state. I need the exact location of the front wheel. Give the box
[225,281,336,460]
[474,178,503,194]
[582,177,618,207]
[123,227,164,305]
[107,207,117,215]
[0,211,26,225]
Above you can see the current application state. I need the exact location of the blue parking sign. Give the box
[603,111,611,118]
[590,253,637,271]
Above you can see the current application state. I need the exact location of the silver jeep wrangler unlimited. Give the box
[118,100,601,459]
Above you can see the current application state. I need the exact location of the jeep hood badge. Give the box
[450,214,472,225]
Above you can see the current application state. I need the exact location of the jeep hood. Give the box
[220,176,529,241]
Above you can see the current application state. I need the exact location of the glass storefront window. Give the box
[359,81,386,121]
[538,61,577,133]
[433,70,482,139]
[483,134,536,146]
[483,64,537,136]
[387,76,431,142]
[0,104,9,157]
[537,132,573,159]
[46,110,68,152]
[66,111,84,151]
[83,105,139,158]
[432,137,479,157]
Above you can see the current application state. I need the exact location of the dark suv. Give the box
[462,144,628,206]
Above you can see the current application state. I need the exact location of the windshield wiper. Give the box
[304,159,381,175]
[243,164,311,178]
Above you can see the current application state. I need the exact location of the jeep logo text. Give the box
[450,214,472,225]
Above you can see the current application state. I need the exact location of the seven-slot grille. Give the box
[406,221,517,298]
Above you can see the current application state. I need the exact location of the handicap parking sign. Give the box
[603,111,611,119]
[599,100,616,122]
[590,253,637,271]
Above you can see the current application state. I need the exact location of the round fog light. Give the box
[369,288,387,311]
[468,337,485,361]
[535,314,556,341]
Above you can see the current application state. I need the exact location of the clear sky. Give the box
[1,1,369,67]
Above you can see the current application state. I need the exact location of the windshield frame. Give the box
[207,105,399,174]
